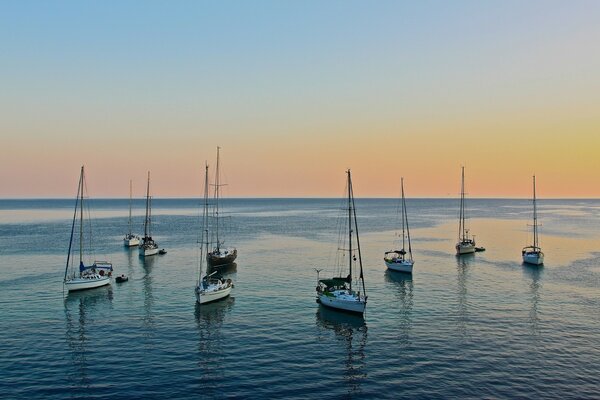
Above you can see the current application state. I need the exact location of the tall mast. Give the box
[347,170,352,292]
[79,166,84,265]
[349,170,366,297]
[214,147,221,251]
[65,168,82,282]
[128,179,133,236]
[533,175,538,249]
[401,178,406,252]
[144,171,150,238]
[200,163,210,283]
[402,177,413,261]
[459,166,466,241]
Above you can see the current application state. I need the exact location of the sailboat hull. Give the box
[124,237,140,247]
[139,247,159,257]
[385,259,414,273]
[196,285,232,304]
[523,251,544,265]
[208,249,237,266]
[456,242,476,255]
[65,276,111,292]
[317,293,366,314]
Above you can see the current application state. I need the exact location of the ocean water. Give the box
[0,198,599,399]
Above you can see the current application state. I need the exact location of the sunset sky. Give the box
[1,1,599,198]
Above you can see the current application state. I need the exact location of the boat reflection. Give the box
[63,286,113,389]
[523,264,543,338]
[384,270,414,345]
[141,256,155,339]
[194,297,235,394]
[316,306,368,397]
[456,255,473,340]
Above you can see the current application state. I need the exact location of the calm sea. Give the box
[0,198,599,399]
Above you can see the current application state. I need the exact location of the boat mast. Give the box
[349,170,366,298]
[533,175,538,249]
[79,166,84,266]
[347,170,352,292]
[128,179,133,236]
[65,168,83,282]
[144,171,150,238]
[459,166,466,242]
[200,163,210,283]
[402,177,413,262]
[214,147,221,252]
[401,178,406,253]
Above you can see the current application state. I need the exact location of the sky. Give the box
[1,1,599,198]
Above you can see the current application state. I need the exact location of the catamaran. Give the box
[196,163,233,304]
[123,179,140,247]
[522,175,544,265]
[316,170,367,314]
[139,171,160,257]
[384,178,414,273]
[207,147,237,267]
[456,166,477,255]
[64,166,113,292]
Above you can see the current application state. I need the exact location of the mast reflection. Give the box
[456,254,473,340]
[63,286,113,389]
[523,264,543,338]
[194,297,235,394]
[316,306,368,397]
[385,270,414,345]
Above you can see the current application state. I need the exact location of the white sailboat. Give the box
[196,163,233,304]
[316,170,367,315]
[64,166,113,292]
[207,147,237,267]
[123,179,140,247]
[384,178,414,273]
[139,171,159,257]
[522,175,544,265]
[456,166,477,255]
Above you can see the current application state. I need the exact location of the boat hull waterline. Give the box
[317,292,366,314]
[208,248,237,266]
[65,276,111,292]
[124,237,140,247]
[384,259,414,273]
[523,251,544,265]
[195,283,233,304]
[456,242,476,255]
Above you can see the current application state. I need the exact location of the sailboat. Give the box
[207,147,237,267]
[522,175,544,265]
[316,170,367,314]
[456,166,477,255]
[384,178,414,273]
[139,171,160,257]
[196,163,233,304]
[123,180,140,247]
[64,166,113,292]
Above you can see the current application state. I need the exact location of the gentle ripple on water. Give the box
[0,198,599,399]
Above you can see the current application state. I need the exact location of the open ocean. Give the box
[0,198,599,399]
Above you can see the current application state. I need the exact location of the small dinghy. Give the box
[159,249,167,255]
[115,274,128,283]
[475,247,486,252]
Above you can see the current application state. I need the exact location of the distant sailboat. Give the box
[456,166,477,255]
[522,175,544,265]
[123,180,140,247]
[207,147,237,267]
[195,163,233,304]
[316,169,367,315]
[64,166,113,292]
[139,171,159,257]
[384,178,414,273]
